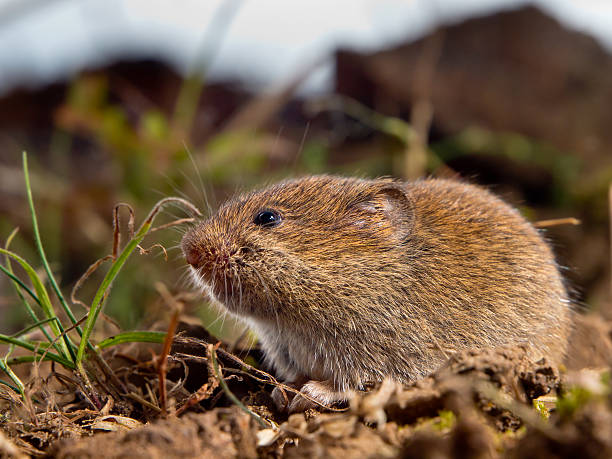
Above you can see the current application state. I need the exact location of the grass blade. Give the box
[97,331,166,349]
[10,317,60,339]
[3,228,56,346]
[0,378,21,393]
[0,334,75,369]
[76,227,151,373]
[0,248,73,360]
[0,263,44,310]
[22,152,80,359]
[0,347,25,395]
[210,344,271,428]
[5,355,50,365]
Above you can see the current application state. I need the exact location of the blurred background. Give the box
[0,0,611,339]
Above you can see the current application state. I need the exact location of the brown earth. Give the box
[1,315,611,458]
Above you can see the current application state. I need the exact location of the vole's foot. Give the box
[271,381,301,412]
[281,379,348,413]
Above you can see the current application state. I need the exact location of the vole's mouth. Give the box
[189,266,252,316]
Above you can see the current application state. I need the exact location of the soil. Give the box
[1,316,611,458]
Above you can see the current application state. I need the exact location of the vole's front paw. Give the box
[287,379,348,414]
[271,383,299,412]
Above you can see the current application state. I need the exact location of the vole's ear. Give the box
[351,183,414,237]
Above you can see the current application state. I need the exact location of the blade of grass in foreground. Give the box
[97,331,166,349]
[3,228,56,346]
[0,377,21,393]
[10,318,60,339]
[0,248,72,360]
[0,346,25,395]
[0,333,75,369]
[0,263,41,308]
[22,152,78,363]
[6,355,67,365]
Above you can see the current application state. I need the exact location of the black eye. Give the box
[253,210,282,228]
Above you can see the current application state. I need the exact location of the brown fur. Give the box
[182,175,571,399]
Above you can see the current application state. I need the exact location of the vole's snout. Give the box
[181,235,202,268]
[206,246,236,272]
[184,247,201,268]
[182,230,239,283]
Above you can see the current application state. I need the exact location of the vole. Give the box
[181,175,571,412]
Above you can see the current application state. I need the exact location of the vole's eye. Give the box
[253,210,282,228]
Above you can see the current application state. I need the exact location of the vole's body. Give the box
[182,176,571,408]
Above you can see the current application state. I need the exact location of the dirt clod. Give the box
[49,408,257,459]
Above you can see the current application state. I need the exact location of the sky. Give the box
[0,0,612,95]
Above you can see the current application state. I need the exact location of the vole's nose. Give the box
[181,235,202,268]
[185,247,201,267]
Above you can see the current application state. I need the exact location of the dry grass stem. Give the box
[149,217,197,233]
[534,217,581,228]
[112,203,136,260]
[137,243,168,260]
[70,255,113,310]
[175,343,220,416]
[154,283,183,416]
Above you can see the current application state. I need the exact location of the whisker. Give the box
[164,172,194,202]
[292,121,311,171]
[183,142,213,215]
[243,261,278,331]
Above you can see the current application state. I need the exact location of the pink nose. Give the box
[185,248,201,267]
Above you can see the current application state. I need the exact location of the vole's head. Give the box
[181,175,414,320]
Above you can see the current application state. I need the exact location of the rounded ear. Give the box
[352,183,414,237]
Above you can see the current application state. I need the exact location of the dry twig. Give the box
[534,217,581,228]
[154,283,183,417]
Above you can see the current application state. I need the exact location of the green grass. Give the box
[0,151,200,398]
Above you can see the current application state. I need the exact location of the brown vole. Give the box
[181,176,571,411]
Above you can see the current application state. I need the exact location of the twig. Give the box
[216,347,348,412]
[71,255,113,311]
[138,243,168,260]
[127,392,162,413]
[70,256,122,333]
[155,283,183,417]
[175,345,219,416]
[149,217,197,233]
[112,203,135,260]
[534,217,581,228]
[174,343,348,412]
[209,343,272,428]
[89,348,127,395]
